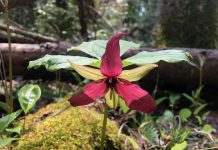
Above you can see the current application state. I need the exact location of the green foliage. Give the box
[125,50,191,65]
[125,0,161,46]
[0,138,19,148]
[18,84,41,114]
[34,0,80,40]
[68,40,140,59]
[179,108,192,122]
[119,98,129,113]
[0,110,22,133]
[139,123,158,145]
[28,55,98,72]
[201,124,213,134]
[5,124,22,135]
[171,141,187,150]
[160,0,218,48]
[0,102,9,113]
[0,110,22,148]
[28,40,141,71]
[12,99,125,150]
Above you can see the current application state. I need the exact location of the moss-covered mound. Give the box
[12,100,125,150]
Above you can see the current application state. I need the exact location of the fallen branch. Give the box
[0,24,57,43]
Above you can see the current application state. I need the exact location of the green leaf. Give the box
[6,124,22,135]
[201,124,213,134]
[0,102,9,113]
[202,111,210,121]
[195,116,203,125]
[18,84,41,114]
[169,92,181,105]
[68,40,140,59]
[124,50,191,65]
[126,137,140,149]
[119,98,129,113]
[183,93,194,103]
[0,110,22,133]
[179,108,192,122]
[157,110,173,122]
[0,138,19,148]
[194,104,207,115]
[171,141,187,150]
[156,97,168,105]
[28,55,99,71]
[194,85,204,100]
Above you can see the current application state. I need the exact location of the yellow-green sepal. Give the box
[118,64,158,81]
[105,89,119,109]
[68,60,104,81]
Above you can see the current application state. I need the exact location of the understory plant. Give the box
[0,84,41,148]
[28,32,191,149]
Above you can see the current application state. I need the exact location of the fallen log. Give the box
[0,43,218,106]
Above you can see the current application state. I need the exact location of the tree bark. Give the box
[76,1,88,39]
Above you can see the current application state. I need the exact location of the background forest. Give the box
[1,0,217,48]
[0,0,218,149]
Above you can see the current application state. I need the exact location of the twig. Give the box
[3,0,13,113]
[0,51,9,107]
[0,24,57,43]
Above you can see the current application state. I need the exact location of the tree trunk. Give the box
[76,1,88,39]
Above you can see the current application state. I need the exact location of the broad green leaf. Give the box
[18,84,41,114]
[0,138,19,148]
[68,40,140,59]
[28,55,99,71]
[179,108,192,122]
[0,102,9,113]
[119,98,129,113]
[125,50,191,65]
[68,61,104,81]
[0,110,22,133]
[171,141,187,150]
[118,64,158,81]
[201,124,213,134]
[105,89,119,109]
[6,124,22,135]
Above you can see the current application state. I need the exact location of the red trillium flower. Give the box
[68,32,157,113]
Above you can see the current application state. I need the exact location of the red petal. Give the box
[115,80,156,113]
[68,81,106,106]
[100,32,125,77]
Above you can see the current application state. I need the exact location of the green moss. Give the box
[12,99,125,150]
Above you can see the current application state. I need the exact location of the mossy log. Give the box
[11,99,125,150]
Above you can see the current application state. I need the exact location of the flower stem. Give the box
[3,0,13,113]
[100,104,109,150]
